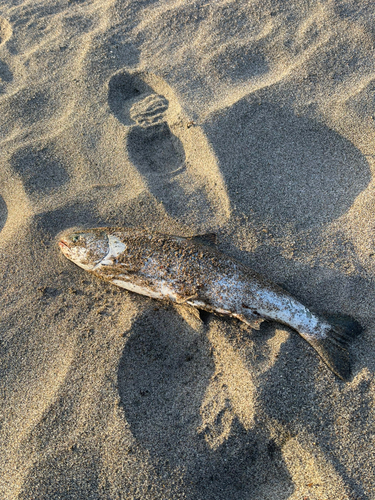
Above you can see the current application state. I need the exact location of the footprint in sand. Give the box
[108,70,230,226]
[128,93,186,179]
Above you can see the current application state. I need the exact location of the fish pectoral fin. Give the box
[234,313,264,330]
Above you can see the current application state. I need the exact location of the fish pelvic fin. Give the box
[175,293,199,304]
[307,319,362,381]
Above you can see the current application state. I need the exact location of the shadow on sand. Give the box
[118,307,294,500]
[203,95,370,231]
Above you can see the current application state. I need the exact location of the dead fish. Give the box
[58,227,361,380]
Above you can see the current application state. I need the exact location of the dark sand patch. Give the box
[10,145,69,195]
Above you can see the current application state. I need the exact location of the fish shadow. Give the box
[117,307,293,499]
[203,95,371,231]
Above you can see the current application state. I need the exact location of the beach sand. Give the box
[1,0,375,498]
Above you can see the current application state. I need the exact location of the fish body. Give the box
[58,227,361,380]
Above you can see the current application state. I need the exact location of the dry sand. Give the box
[1,0,375,498]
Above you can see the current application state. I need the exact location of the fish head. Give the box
[58,228,109,271]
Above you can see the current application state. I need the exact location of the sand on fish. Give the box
[0,1,375,499]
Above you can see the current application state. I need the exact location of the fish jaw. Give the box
[58,228,109,271]
[58,239,72,258]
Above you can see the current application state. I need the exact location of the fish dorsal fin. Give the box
[188,233,217,247]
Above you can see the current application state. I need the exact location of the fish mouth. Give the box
[58,239,72,257]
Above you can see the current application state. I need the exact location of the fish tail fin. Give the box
[306,317,362,381]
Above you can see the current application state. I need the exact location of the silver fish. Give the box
[58,227,361,380]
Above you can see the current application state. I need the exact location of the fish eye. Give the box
[71,234,81,243]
